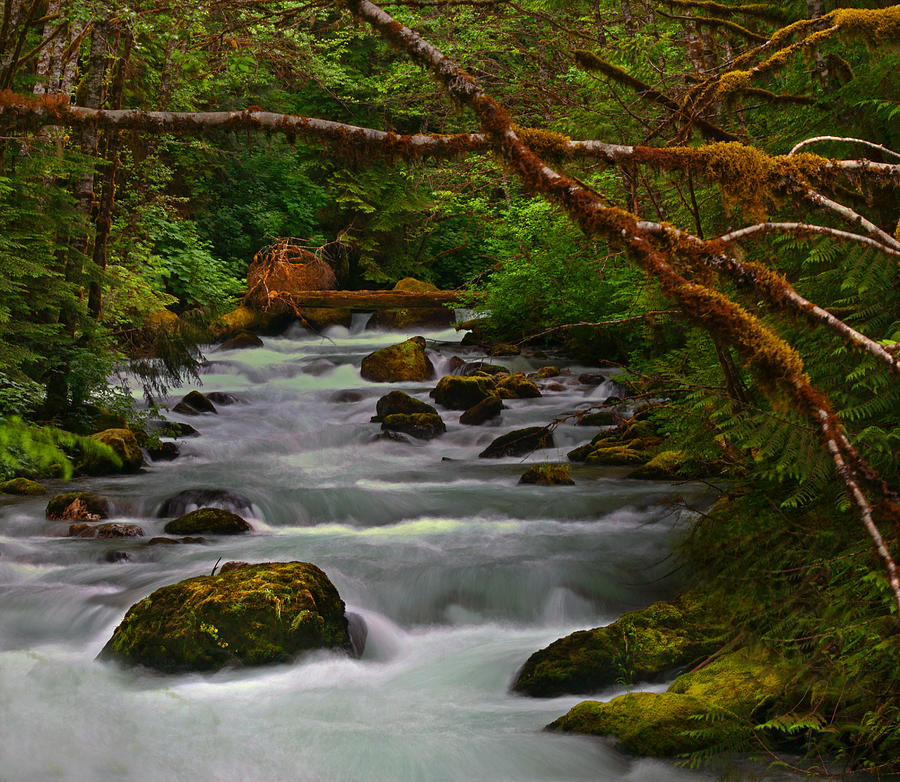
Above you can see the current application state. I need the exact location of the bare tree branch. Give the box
[790,135,900,161]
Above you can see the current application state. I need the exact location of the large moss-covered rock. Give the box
[432,375,496,410]
[360,337,435,382]
[512,595,724,697]
[547,692,730,757]
[381,413,446,440]
[81,428,144,474]
[373,390,437,422]
[163,507,252,535]
[46,492,111,521]
[0,477,47,495]
[546,648,795,757]
[100,561,352,672]
[478,426,554,458]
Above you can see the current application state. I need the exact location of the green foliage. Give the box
[0,416,116,482]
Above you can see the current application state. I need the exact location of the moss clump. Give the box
[534,366,560,379]
[512,594,725,697]
[489,343,520,356]
[381,413,446,440]
[0,477,47,495]
[99,561,351,672]
[479,426,554,459]
[578,411,618,427]
[519,463,574,486]
[46,492,111,521]
[80,428,143,475]
[373,390,437,422]
[432,375,497,410]
[163,507,252,535]
[360,336,435,382]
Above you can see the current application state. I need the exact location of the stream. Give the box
[1,319,766,781]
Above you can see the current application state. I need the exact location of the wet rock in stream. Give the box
[157,488,255,518]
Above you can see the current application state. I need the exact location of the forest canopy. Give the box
[1,0,899,771]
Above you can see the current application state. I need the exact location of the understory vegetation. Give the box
[0,0,898,774]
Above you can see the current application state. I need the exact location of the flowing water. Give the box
[1,321,772,781]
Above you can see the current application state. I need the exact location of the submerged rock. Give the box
[360,337,435,382]
[218,332,263,351]
[512,594,724,697]
[163,507,252,535]
[99,561,352,673]
[432,375,496,410]
[0,477,47,495]
[459,396,503,426]
[519,464,574,486]
[372,390,438,422]
[479,427,554,458]
[46,492,111,521]
[206,392,241,406]
[69,522,144,539]
[81,428,144,475]
[157,488,254,518]
[381,413,446,440]
[147,441,179,462]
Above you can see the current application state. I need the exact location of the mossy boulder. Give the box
[81,428,144,474]
[373,390,438,422]
[479,426,554,458]
[495,373,541,399]
[547,692,731,757]
[432,375,497,410]
[0,477,47,495]
[534,366,560,379]
[628,450,727,481]
[489,343,520,356]
[360,337,435,382]
[381,413,446,440]
[459,396,504,426]
[372,308,452,330]
[578,411,619,427]
[163,507,252,535]
[99,561,352,673]
[512,594,725,697]
[519,464,574,486]
[547,648,796,757]
[301,307,352,330]
[46,492,111,521]
[393,276,438,292]
[211,305,286,340]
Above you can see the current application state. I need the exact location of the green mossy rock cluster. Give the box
[568,416,661,465]
[0,477,47,495]
[533,366,560,379]
[512,594,724,697]
[163,507,252,535]
[381,413,446,440]
[548,648,797,758]
[99,561,352,673]
[46,492,111,521]
[432,372,540,410]
[479,426,554,458]
[628,449,728,480]
[360,337,435,382]
[519,464,574,485]
[372,390,438,422]
[78,428,143,475]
